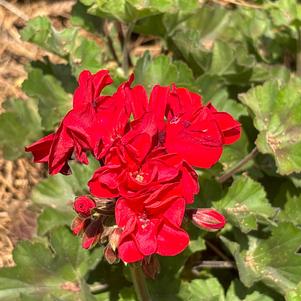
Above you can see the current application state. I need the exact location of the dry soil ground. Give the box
[0,0,75,267]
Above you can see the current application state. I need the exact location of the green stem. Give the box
[216,147,258,183]
[122,22,134,76]
[297,26,301,77]
[129,263,152,301]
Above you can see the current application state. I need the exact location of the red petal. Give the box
[163,198,186,227]
[88,165,121,198]
[149,85,169,127]
[146,152,182,183]
[167,86,202,119]
[118,236,144,263]
[130,85,148,119]
[165,121,222,168]
[25,133,54,163]
[181,162,199,204]
[212,111,241,145]
[115,199,137,227]
[156,223,189,256]
[73,70,113,110]
[135,219,159,256]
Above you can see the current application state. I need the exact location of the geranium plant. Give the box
[25,69,240,299]
[1,1,301,300]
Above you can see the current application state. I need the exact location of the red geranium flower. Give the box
[121,82,241,169]
[115,195,189,263]
[26,69,240,265]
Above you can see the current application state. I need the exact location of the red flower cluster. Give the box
[26,70,240,263]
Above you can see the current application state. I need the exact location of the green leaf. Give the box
[133,52,196,93]
[188,235,206,254]
[268,0,301,27]
[278,186,301,226]
[118,287,136,301]
[225,280,273,301]
[31,158,99,212]
[20,17,77,56]
[178,278,224,301]
[286,282,301,301]
[21,17,103,77]
[83,0,199,23]
[239,78,301,175]
[38,207,74,236]
[0,227,101,301]
[22,68,71,130]
[0,98,42,160]
[210,98,248,120]
[220,130,251,172]
[71,2,103,33]
[214,175,275,233]
[222,223,301,295]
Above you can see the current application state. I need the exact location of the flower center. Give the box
[131,170,146,183]
[138,212,150,230]
[170,116,180,124]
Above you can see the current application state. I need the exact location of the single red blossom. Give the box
[190,208,226,231]
[123,82,241,169]
[26,70,113,174]
[89,144,199,204]
[73,196,96,217]
[115,196,189,263]
[163,86,241,168]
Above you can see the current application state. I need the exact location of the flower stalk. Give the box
[129,263,152,301]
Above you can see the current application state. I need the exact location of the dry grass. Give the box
[0,0,75,109]
[0,0,75,267]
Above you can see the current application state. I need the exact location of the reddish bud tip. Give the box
[73,196,96,217]
[104,245,117,264]
[142,255,160,279]
[109,228,123,251]
[191,208,226,232]
[71,217,86,235]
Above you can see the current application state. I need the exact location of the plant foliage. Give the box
[1,0,301,300]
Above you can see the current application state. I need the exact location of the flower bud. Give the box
[142,255,160,279]
[191,208,226,231]
[82,219,103,249]
[71,217,86,235]
[73,196,96,217]
[104,245,117,264]
[109,228,123,251]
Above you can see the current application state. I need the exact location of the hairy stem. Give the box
[193,260,236,270]
[129,263,152,301]
[217,147,258,183]
[103,21,121,66]
[122,22,134,76]
[297,26,301,77]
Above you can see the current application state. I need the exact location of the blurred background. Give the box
[0,0,77,267]
[0,0,163,267]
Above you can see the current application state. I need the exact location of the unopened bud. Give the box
[142,255,160,279]
[104,245,117,264]
[191,208,226,232]
[82,219,103,249]
[73,196,96,217]
[71,217,85,235]
[109,228,123,251]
